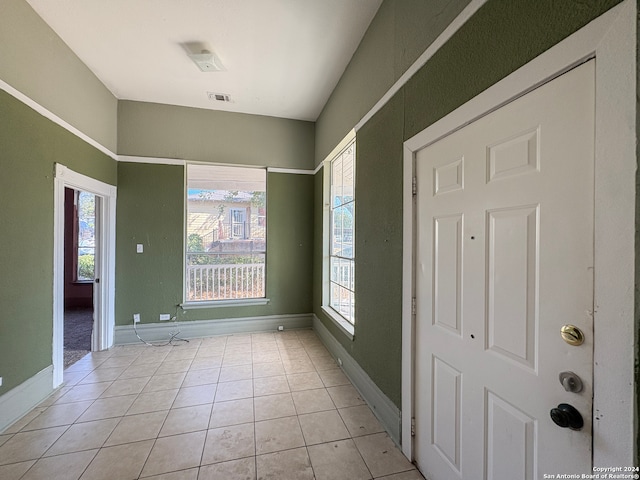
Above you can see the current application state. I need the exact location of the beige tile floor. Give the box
[0,329,425,480]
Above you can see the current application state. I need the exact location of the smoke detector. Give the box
[207,92,232,102]
[188,50,225,72]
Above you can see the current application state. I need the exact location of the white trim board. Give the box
[354,0,487,133]
[0,366,53,434]
[0,82,315,174]
[313,315,401,445]
[114,313,313,345]
[0,79,117,160]
[401,0,636,467]
[267,167,315,175]
[118,155,186,166]
[312,1,488,170]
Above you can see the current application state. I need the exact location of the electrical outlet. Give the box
[159,314,171,321]
[0,377,3,387]
[277,325,284,331]
[136,244,144,254]
[133,313,140,323]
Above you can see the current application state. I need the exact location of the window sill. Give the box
[181,298,270,309]
[321,306,354,340]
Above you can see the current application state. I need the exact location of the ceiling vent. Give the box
[207,92,232,102]
[188,50,224,72]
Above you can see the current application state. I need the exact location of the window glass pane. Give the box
[348,203,355,259]
[328,140,355,325]
[332,156,343,205]
[77,191,95,281]
[186,165,266,301]
[331,284,354,324]
[334,205,353,259]
[330,256,339,285]
[330,283,341,311]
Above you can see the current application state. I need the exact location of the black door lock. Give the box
[550,403,583,430]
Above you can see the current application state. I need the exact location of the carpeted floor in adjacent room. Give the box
[64,307,93,369]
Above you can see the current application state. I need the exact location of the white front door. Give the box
[414,60,595,479]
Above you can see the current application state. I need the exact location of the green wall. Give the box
[115,163,185,325]
[635,6,640,466]
[115,164,314,326]
[118,101,315,170]
[314,0,624,408]
[0,0,118,152]
[0,90,117,395]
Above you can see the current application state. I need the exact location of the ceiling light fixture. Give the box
[188,50,225,72]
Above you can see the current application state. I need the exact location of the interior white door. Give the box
[414,60,595,479]
[91,194,101,352]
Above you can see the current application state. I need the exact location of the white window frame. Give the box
[322,130,356,339]
[182,164,269,308]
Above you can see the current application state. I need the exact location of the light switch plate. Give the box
[136,244,143,253]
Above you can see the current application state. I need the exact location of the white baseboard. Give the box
[0,366,53,433]
[312,315,402,445]
[115,313,313,345]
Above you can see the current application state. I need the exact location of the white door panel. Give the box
[414,61,595,479]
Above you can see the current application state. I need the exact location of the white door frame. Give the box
[53,163,117,387]
[402,0,636,469]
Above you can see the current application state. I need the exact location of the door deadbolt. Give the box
[559,371,583,393]
[550,403,584,430]
[560,324,585,346]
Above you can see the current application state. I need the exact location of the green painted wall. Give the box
[314,0,624,408]
[0,90,117,395]
[404,0,622,139]
[118,101,315,170]
[314,0,471,164]
[115,164,314,326]
[115,163,185,325]
[635,6,640,467]
[0,0,118,152]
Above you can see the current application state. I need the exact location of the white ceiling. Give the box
[26,0,382,122]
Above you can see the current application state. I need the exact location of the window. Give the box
[76,191,95,281]
[185,165,266,302]
[327,140,355,326]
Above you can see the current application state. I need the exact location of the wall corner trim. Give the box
[0,366,54,434]
[312,315,401,446]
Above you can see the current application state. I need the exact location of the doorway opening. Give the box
[63,188,96,368]
[53,164,117,387]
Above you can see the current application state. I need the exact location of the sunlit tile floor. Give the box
[0,329,425,480]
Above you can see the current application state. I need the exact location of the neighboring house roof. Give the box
[187,189,254,202]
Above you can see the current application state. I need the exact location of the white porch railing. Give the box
[186,263,265,301]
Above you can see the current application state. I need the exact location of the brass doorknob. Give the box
[560,324,584,346]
